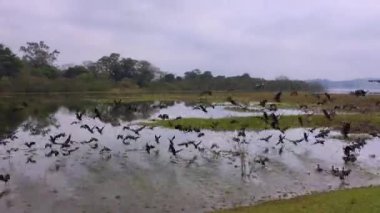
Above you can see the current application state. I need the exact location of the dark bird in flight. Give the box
[95,126,105,134]
[260,135,272,142]
[303,132,309,142]
[313,140,325,145]
[158,114,169,120]
[259,99,268,107]
[168,136,176,145]
[81,137,98,144]
[226,96,239,106]
[308,127,317,133]
[178,141,193,148]
[262,112,269,123]
[238,128,246,137]
[75,111,84,121]
[168,143,182,156]
[130,126,146,135]
[0,141,9,146]
[192,141,202,149]
[299,104,308,111]
[62,147,79,156]
[100,146,111,153]
[6,148,19,154]
[90,143,98,149]
[49,133,66,143]
[276,134,286,145]
[316,164,323,173]
[0,174,10,183]
[154,135,161,144]
[26,156,36,163]
[45,150,59,157]
[254,156,270,167]
[278,145,284,155]
[341,122,351,139]
[94,108,102,119]
[324,92,331,101]
[268,104,278,111]
[124,135,139,141]
[274,91,282,102]
[288,138,304,146]
[24,142,36,148]
[80,124,95,134]
[315,129,330,138]
[145,143,155,154]
[322,109,333,121]
[193,104,208,113]
[210,143,219,149]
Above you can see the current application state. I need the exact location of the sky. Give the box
[1,0,380,80]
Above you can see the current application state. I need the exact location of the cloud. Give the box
[1,0,380,80]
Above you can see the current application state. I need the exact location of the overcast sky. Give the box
[1,0,380,80]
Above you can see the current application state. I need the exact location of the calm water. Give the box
[0,99,379,213]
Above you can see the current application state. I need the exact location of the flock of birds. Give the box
[0,89,379,187]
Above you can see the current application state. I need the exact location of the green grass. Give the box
[1,91,379,113]
[151,113,380,133]
[215,186,380,213]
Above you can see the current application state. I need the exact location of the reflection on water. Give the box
[151,102,305,119]
[0,99,379,212]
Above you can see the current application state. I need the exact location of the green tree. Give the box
[63,66,89,78]
[184,69,201,80]
[0,44,22,77]
[19,41,60,79]
[163,74,175,82]
[20,41,59,68]
[134,60,155,86]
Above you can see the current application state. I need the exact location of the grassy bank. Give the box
[215,186,380,213]
[1,91,379,111]
[151,113,380,133]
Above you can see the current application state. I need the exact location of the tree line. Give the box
[0,41,323,93]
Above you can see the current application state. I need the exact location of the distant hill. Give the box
[309,78,380,91]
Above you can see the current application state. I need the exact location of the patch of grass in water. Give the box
[151,113,380,133]
[214,186,380,213]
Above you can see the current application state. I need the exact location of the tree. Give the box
[0,44,22,77]
[118,57,138,79]
[134,60,155,86]
[200,71,213,80]
[184,69,201,80]
[163,74,175,82]
[95,54,139,81]
[20,41,59,68]
[63,66,89,78]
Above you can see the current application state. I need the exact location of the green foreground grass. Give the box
[215,186,380,213]
[152,113,380,133]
